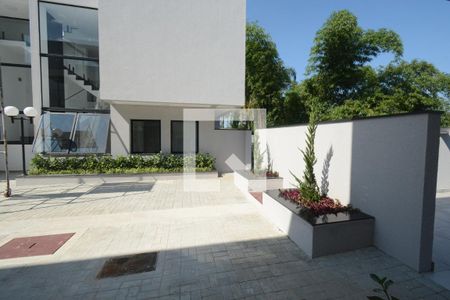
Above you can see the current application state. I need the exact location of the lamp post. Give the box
[4,106,38,176]
[0,61,12,197]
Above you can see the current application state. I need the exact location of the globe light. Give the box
[24,107,38,118]
[4,106,19,117]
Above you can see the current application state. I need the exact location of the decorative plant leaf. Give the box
[368,273,399,300]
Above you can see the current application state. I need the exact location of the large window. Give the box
[38,2,105,111]
[171,121,199,154]
[131,120,161,154]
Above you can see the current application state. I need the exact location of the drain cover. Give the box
[0,233,75,259]
[97,252,158,279]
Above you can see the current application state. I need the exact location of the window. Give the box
[131,120,161,154]
[38,2,105,111]
[171,121,199,154]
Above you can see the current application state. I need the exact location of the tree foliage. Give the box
[245,10,450,127]
[246,22,294,125]
[306,10,403,106]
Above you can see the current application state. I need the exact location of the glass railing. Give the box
[32,112,110,154]
[0,17,30,44]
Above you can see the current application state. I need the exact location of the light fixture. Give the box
[4,106,19,117]
[24,107,38,118]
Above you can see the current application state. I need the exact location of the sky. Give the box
[247,0,450,81]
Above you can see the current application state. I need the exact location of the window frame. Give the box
[130,119,162,154]
[170,120,199,154]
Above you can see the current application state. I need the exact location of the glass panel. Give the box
[39,2,98,59]
[171,121,198,154]
[72,113,110,153]
[171,121,183,154]
[131,120,161,154]
[32,112,76,154]
[0,18,31,65]
[41,56,107,110]
[0,17,30,43]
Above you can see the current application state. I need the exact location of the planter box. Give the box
[234,170,283,192]
[16,171,218,186]
[262,190,374,258]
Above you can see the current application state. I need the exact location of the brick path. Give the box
[0,177,448,299]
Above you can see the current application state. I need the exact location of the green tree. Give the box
[246,22,294,125]
[306,10,403,106]
[291,108,321,203]
[325,60,450,126]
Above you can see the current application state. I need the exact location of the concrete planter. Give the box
[262,190,374,258]
[234,170,283,192]
[16,171,219,186]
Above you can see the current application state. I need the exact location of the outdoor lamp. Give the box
[24,106,38,123]
[24,106,38,118]
[4,106,19,117]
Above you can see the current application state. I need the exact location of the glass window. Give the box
[131,120,161,154]
[171,121,199,154]
[39,2,98,59]
[40,56,104,110]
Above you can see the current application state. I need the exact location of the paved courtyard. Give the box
[0,176,448,299]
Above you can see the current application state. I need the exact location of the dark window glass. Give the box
[131,120,161,154]
[171,121,199,154]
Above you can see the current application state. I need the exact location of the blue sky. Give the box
[247,0,450,81]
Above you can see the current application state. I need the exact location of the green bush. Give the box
[30,153,216,175]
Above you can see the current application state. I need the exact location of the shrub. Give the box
[30,153,216,175]
[290,109,321,202]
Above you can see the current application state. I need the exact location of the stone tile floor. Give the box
[0,177,448,299]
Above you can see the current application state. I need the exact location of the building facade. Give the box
[0,0,249,172]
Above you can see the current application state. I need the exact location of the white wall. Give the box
[98,0,245,107]
[110,104,250,173]
[437,128,450,192]
[257,112,441,273]
[0,144,33,171]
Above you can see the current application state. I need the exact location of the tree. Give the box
[291,108,321,203]
[246,22,294,125]
[306,10,403,106]
[325,60,450,126]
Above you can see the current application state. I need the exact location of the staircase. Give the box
[63,65,99,98]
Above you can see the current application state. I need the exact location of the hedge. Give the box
[30,153,215,175]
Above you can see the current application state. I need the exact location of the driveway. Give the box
[0,177,448,299]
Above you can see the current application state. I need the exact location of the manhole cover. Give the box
[97,252,158,279]
[0,233,75,259]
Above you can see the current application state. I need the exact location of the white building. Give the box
[0,0,249,173]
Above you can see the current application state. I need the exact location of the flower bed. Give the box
[279,188,355,222]
[29,153,215,175]
[262,190,374,258]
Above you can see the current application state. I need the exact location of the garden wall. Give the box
[437,128,450,192]
[256,112,441,272]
